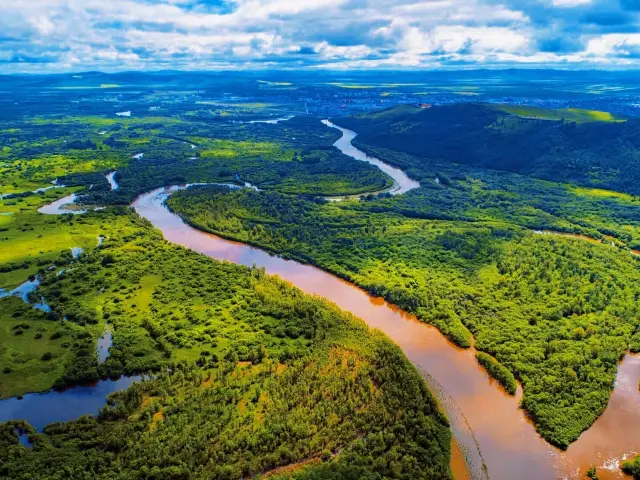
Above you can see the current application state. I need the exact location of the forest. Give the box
[168,184,640,449]
[335,103,640,195]
[0,115,390,205]
[0,101,457,479]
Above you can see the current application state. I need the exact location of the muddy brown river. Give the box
[133,184,640,480]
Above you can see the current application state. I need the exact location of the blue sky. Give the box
[1,0,639,72]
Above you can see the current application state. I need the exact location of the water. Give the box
[106,171,119,190]
[234,114,295,124]
[97,326,113,363]
[37,193,86,215]
[322,119,420,195]
[33,296,51,312]
[0,276,40,303]
[0,376,142,431]
[0,182,66,199]
[27,125,640,479]
[0,275,51,312]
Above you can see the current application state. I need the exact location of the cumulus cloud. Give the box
[0,0,638,71]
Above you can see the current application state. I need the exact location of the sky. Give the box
[1,0,639,72]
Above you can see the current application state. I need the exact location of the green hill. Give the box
[336,103,640,194]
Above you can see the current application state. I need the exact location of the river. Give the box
[3,121,639,479]
[106,171,119,190]
[322,119,420,196]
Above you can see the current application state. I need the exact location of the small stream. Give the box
[97,326,113,363]
[106,171,119,190]
[37,193,85,215]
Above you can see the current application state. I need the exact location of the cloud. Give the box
[0,0,638,71]
[552,0,592,7]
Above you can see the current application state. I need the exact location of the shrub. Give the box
[476,352,517,395]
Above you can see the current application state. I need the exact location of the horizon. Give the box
[4,67,640,76]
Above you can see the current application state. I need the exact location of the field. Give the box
[495,105,625,123]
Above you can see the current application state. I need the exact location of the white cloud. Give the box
[552,0,592,7]
[0,0,638,71]
[585,34,640,57]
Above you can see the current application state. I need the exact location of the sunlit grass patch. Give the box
[569,185,635,201]
[195,101,273,109]
[193,138,284,160]
[0,297,77,398]
[496,104,625,123]
[327,83,377,89]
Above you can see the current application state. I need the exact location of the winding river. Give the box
[322,119,420,196]
[2,122,639,479]
[132,185,640,480]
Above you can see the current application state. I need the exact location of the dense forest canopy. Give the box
[168,173,640,449]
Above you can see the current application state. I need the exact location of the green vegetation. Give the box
[495,105,624,123]
[1,115,390,204]
[169,186,640,449]
[622,456,640,478]
[0,296,82,398]
[0,188,107,288]
[336,103,640,195]
[0,209,451,479]
[3,90,640,475]
[0,106,452,478]
[475,352,517,395]
[586,466,599,479]
[332,142,640,249]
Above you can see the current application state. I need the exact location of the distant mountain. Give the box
[336,103,640,195]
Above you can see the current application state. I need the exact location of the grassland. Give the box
[0,188,106,288]
[494,104,624,123]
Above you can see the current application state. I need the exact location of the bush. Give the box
[622,456,640,478]
[475,352,517,395]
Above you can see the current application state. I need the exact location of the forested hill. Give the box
[335,104,640,195]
